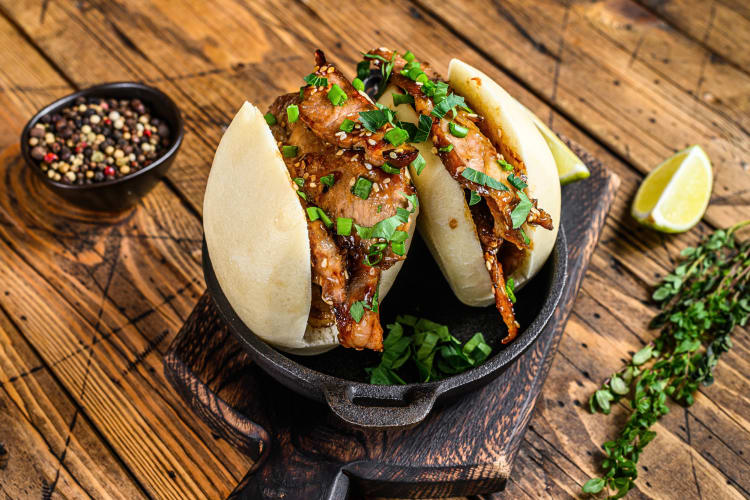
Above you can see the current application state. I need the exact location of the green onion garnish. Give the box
[505,278,516,303]
[381,163,401,174]
[320,174,335,188]
[384,127,409,147]
[511,191,533,229]
[498,158,514,171]
[410,153,426,175]
[431,93,465,119]
[293,177,304,188]
[339,119,355,133]
[306,206,320,221]
[317,208,333,228]
[449,122,468,138]
[328,84,347,106]
[403,50,415,62]
[286,105,299,123]
[296,190,307,201]
[263,113,277,126]
[392,93,414,106]
[469,191,481,206]
[282,145,298,157]
[439,144,454,153]
[352,177,373,200]
[357,60,370,80]
[352,78,365,92]
[336,217,353,236]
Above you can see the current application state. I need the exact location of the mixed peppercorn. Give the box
[27,96,170,184]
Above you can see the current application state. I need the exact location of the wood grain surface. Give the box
[0,0,747,499]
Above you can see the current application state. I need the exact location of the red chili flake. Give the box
[104,166,116,177]
[43,153,58,163]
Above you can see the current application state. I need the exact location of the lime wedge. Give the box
[516,103,590,185]
[631,145,713,233]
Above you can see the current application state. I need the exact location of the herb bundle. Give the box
[583,221,750,498]
[368,315,492,384]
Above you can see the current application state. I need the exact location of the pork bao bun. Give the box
[204,102,416,355]
[379,59,560,308]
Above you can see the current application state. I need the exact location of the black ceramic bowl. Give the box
[20,82,184,212]
[204,227,567,429]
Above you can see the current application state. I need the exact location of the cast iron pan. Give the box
[203,225,567,429]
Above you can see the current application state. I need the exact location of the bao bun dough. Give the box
[204,102,414,355]
[381,59,560,307]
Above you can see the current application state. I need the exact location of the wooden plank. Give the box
[0,307,147,499]
[640,0,750,71]
[406,0,750,225]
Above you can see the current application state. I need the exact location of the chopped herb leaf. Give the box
[461,167,508,191]
[384,127,409,146]
[263,113,277,126]
[352,177,373,200]
[293,177,304,188]
[431,93,465,119]
[281,145,298,158]
[336,217,353,236]
[508,173,528,190]
[350,301,365,322]
[392,92,414,106]
[377,204,382,213]
[449,122,468,138]
[358,109,389,132]
[296,190,307,201]
[356,60,370,80]
[411,153,426,175]
[439,144,454,153]
[511,191,533,228]
[286,104,299,123]
[352,77,365,92]
[469,190,481,206]
[413,114,432,143]
[327,84,347,106]
[391,241,406,256]
[320,174,335,187]
[303,73,328,87]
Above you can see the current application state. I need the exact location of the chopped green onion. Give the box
[403,50,415,62]
[317,208,333,228]
[286,105,299,123]
[439,144,454,153]
[377,204,382,213]
[391,241,406,256]
[282,145,298,157]
[381,163,401,174]
[293,177,304,188]
[498,158,514,171]
[392,92,414,106]
[320,174,335,187]
[263,113,277,126]
[352,77,365,92]
[469,191,481,206]
[461,167,507,190]
[306,207,332,227]
[384,127,409,147]
[336,217,353,236]
[296,190,307,201]
[364,252,383,266]
[449,122,468,138]
[352,177,373,200]
[511,191,533,228]
[506,278,516,303]
[519,227,530,245]
[306,206,320,221]
[339,119,355,133]
[415,73,429,85]
[410,153,426,175]
[328,84,347,106]
[303,73,328,87]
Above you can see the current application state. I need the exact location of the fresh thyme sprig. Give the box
[583,221,750,499]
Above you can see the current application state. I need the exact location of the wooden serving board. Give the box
[164,152,619,499]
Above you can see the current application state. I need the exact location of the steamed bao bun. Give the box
[203,102,416,355]
[377,59,561,307]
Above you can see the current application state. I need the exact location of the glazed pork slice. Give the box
[298,50,418,168]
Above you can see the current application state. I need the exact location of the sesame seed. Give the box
[319,65,327,72]
[383,178,391,184]
[485,260,492,271]
[327,66,335,73]
[364,162,373,170]
[365,132,372,136]
[309,182,317,188]
[389,152,397,159]
[373,183,380,192]
[321,258,328,268]
[351,154,359,161]
[336,149,344,156]
[367,139,377,146]
[349,178,356,187]
[431,147,438,154]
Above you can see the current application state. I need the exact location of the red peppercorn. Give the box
[104,118,112,125]
[104,166,116,177]
[75,142,87,153]
[43,152,58,163]
[144,129,152,137]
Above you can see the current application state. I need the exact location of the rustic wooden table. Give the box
[0,1,747,499]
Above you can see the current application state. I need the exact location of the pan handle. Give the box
[323,383,438,429]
